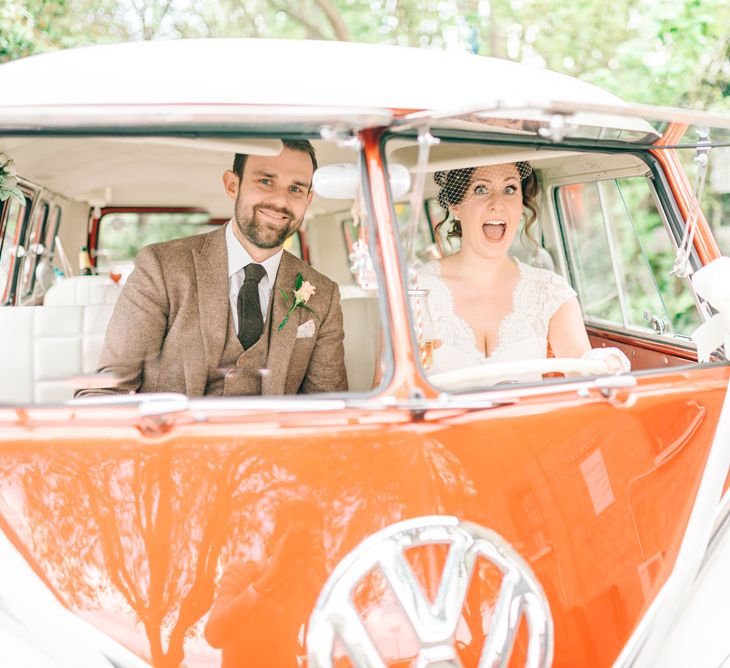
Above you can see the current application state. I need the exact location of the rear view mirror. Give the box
[313,163,410,199]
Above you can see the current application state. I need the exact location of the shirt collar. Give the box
[225,220,283,284]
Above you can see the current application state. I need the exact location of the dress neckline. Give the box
[433,258,526,360]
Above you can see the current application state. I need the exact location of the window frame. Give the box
[0,189,33,305]
[45,204,62,263]
[94,207,307,273]
[382,132,707,390]
[20,199,50,299]
[548,153,704,350]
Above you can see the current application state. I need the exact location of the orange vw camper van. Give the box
[1,39,730,667]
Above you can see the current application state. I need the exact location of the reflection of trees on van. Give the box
[0,446,271,667]
[0,432,476,667]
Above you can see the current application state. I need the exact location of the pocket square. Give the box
[296,319,316,339]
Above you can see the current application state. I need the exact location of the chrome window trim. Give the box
[583,321,698,357]
[9,366,730,424]
[596,179,631,327]
[403,98,730,143]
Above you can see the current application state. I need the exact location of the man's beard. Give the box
[235,202,300,249]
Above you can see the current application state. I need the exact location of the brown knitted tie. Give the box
[237,263,266,350]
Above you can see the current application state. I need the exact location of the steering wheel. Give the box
[428,357,611,391]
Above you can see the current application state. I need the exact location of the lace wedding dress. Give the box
[415,258,577,382]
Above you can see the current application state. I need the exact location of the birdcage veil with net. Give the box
[433,161,537,241]
[434,161,532,211]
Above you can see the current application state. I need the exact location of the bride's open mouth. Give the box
[482,220,506,242]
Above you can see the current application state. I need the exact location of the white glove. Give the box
[582,347,631,374]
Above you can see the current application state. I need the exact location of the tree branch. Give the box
[270,0,329,40]
[150,0,175,40]
[312,0,350,41]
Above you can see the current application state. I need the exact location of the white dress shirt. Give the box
[226,221,283,332]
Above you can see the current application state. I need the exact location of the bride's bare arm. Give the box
[548,297,630,373]
[547,297,591,358]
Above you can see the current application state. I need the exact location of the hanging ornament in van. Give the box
[0,153,23,204]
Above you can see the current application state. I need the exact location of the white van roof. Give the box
[3,39,730,145]
[0,38,631,111]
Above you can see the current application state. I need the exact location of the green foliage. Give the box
[0,0,727,111]
[615,177,701,334]
[28,2,730,109]
[557,174,702,335]
[0,0,129,63]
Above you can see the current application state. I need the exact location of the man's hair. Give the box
[232,139,318,181]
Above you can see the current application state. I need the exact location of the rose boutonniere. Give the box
[278,272,317,331]
[0,153,24,205]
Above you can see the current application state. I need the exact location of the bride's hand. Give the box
[581,347,631,374]
[604,353,628,374]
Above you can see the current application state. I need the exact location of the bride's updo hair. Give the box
[434,161,539,244]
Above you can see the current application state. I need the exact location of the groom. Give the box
[79,139,347,396]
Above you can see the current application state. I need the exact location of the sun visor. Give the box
[101,136,283,156]
[387,140,580,173]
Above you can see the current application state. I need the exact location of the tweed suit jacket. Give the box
[81,226,347,396]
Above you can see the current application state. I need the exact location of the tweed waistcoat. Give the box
[205,300,274,396]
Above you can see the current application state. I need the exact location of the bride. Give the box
[411,160,629,382]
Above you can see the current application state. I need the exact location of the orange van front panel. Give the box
[0,367,726,666]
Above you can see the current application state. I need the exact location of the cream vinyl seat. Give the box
[43,275,122,306]
[0,304,115,404]
[339,284,380,393]
[1,278,379,402]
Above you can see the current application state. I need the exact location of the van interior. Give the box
[0,134,704,404]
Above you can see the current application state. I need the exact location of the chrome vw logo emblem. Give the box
[307,515,553,668]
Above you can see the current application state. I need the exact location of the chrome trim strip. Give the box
[392,99,659,138]
[60,374,638,415]
[395,98,730,135]
[596,180,631,328]
[187,397,348,412]
[68,393,348,414]
[539,99,730,133]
